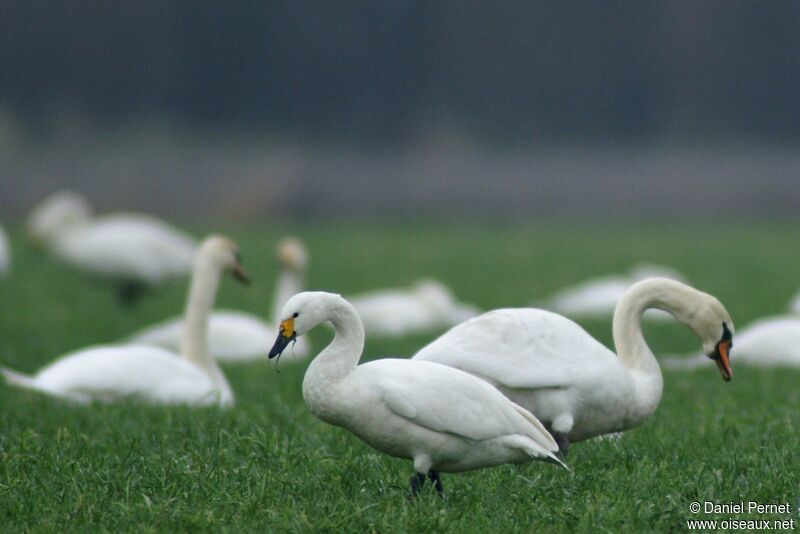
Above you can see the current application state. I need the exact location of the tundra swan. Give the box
[268,291,564,496]
[542,264,686,320]
[1,235,248,406]
[26,190,197,304]
[349,279,479,338]
[128,237,310,362]
[414,278,734,454]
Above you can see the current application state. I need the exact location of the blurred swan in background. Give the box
[349,278,479,338]
[540,264,686,320]
[789,292,800,314]
[268,291,564,496]
[663,314,800,369]
[0,224,9,276]
[414,278,734,454]
[128,237,310,362]
[26,190,198,304]
[1,235,247,406]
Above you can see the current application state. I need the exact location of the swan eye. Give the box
[293,312,299,318]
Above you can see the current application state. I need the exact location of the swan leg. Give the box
[428,470,444,496]
[409,472,427,496]
[118,280,147,306]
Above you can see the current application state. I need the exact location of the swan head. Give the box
[26,190,92,244]
[684,294,735,382]
[277,237,308,272]
[268,291,343,358]
[199,235,250,284]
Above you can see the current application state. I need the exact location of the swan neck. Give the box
[304,297,364,387]
[271,269,303,324]
[180,255,220,375]
[612,280,675,416]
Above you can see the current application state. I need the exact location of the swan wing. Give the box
[413,308,619,390]
[360,359,558,450]
[31,345,222,405]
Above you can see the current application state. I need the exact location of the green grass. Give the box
[1,220,799,532]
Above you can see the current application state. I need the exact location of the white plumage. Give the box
[27,191,197,296]
[0,224,9,276]
[127,237,310,362]
[1,235,247,406]
[268,291,563,495]
[541,264,686,320]
[664,315,800,369]
[349,278,479,338]
[414,278,734,451]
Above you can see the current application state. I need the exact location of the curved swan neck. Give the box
[611,279,702,419]
[305,295,365,385]
[271,268,303,324]
[613,278,699,370]
[180,254,222,376]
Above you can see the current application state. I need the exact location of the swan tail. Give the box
[508,402,568,469]
[1,367,37,390]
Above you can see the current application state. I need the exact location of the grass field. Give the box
[1,220,799,532]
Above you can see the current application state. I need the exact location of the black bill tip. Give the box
[269,333,295,359]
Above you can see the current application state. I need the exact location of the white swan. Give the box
[789,293,800,314]
[541,264,686,320]
[349,279,479,338]
[127,237,310,362]
[414,278,734,454]
[1,235,248,406]
[27,190,198,303]
[0,224,9,276]
[268,291,564,495]
[664,315,800,369]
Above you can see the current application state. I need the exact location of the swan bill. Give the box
[232,261,250,285]
[710,339,732,381]
[268,318,296,359]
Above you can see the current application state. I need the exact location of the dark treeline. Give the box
[1,1,799,144]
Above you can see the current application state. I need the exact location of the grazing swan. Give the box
[0,224,9,276]
[1,235,248,406]
[268,291,564,496]
[541,264,686,320]
[664,315,800,369]
[128,237,310,362]
[349,279,479,338]
[26,190,198,303]
[414,278,734,454]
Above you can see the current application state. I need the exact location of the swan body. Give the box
[127,237,310,362]
[27,191,197,294]
[543,264,686,320]
[2,346,226,405]
[1,235,247,406]
[664,315,800,369]
[0,224,9,276]
[268,291,563,495]
[414,278,734,449]
[789,293,800,314]
[350,279,479,338]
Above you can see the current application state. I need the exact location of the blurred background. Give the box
[1,1,799,220]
